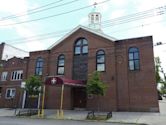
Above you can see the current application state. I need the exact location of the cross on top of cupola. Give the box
[88,2,102,31]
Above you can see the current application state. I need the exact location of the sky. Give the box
[0,0,166,71]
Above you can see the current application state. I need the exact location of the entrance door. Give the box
[72,87,86,108]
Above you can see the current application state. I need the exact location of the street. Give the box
[0,117,136,125]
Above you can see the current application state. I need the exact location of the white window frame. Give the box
[11,70,23,81]
[5,88,16,99]
[1,71,8,81]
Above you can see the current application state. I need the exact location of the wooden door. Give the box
[72,88,86,108]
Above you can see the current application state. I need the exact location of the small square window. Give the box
[135,60,140,70]
[57,67,64,75]
[75,47,81,54]
[97,56,104,63]
[129,61,134,70]
[5,88,16,99]
[1,72,8,81]
[97,64,105,71]
[59,60,64,66]
[82,46,88,54]
[129,53,134,60]
[134,53,139,59]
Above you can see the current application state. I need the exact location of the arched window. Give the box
[128,47,140,70]
[96,50,105,71]
[35,57,44,75]
[57,54,65,75]
[74,38,88,55]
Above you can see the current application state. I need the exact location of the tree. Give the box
[155,57,162,84]
[86,71,107,111]
[25,75,42,97]
[154,57,166,95]
[25,75,42,108]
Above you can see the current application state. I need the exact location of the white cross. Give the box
[51,78,57,84]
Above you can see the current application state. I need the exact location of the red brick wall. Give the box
[0,29,158,112]
[28,50,50,81]
[48,29,117,111]
[0,57,28,108]
[115,36,159,112]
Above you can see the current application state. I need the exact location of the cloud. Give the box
[79,17,88,25]
[0,0,29,21]
[135,0,166,11]
[0,0,46,51]
[110,10,126,19]
[110,0,128,6]
[0,0,28,15]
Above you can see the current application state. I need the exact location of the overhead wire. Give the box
[6,17,166,45]
[0,4,166,45]
[0,0,110,26]
[0,0,64,20]
[0,0,81,21]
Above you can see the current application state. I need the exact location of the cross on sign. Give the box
[51,78,57,84]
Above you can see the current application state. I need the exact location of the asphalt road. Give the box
[0,117,135,125]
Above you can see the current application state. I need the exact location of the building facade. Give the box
[0,10,159,112]
[0,57,28,108]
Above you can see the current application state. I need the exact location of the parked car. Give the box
[163,94,166,98]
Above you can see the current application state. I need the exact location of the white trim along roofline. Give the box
[48,25,117,50]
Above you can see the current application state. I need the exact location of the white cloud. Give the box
[79,17,88,25]
[0,0,46,51]
[0,0,29,21]
[110,10,126,19]
[13,25,45,51]
[110,0,127,6]
[0,0,28,15]
[135,0,166,11]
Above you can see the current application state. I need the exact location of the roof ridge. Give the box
[48,25,117,50]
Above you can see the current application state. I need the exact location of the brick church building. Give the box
[0,10,159,112]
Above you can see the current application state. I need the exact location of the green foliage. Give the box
[160,81,166,94]
[154,57,166,94]
[155,57,162,83]
[25,75,42,96]
[87,71,107,96]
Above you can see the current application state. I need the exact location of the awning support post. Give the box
[57,84,64,119]
[40,85,45,117]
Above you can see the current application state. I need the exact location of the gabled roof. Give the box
[48,25,117,49]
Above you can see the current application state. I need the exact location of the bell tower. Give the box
[88,2,102,31]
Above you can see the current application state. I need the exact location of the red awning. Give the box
[45,76,86,87]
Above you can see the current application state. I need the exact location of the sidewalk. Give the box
[0,108,16,117]
[0,99,166,125]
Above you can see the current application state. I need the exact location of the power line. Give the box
[0,0,110,26]
[0,0,81,21]
[102,5,166,27]
[4,18,166,45]
[105,19,166,34]
[6,29,70,43]
[0,0,64,20]
[1,5,166,44]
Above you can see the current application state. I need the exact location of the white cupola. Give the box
[88,3,102,31]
